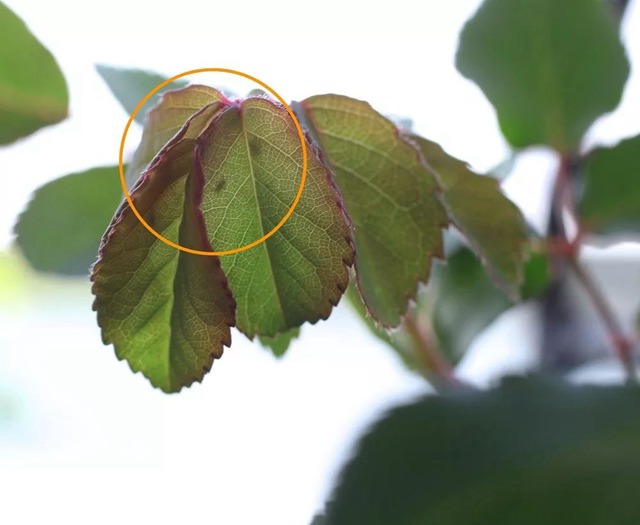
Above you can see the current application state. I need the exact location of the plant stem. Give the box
[553,155,637,383]
[402,312,469,390]
[567,256,636,382]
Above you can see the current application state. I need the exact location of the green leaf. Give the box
[91,102,235,393]
[127,85,228,187]
[580,134,640,235]
[258,328,300,358]
[197,97,354,338]
[410,135,528,298]
[456,0,629,151]
[310,514,326,525]
[433,247,549,363]
[432,248,511,362]
[96,64,187,125]
[0,2,68,144]
[14,166,122,275]
[297,95,446,327]
[324,377,640,525]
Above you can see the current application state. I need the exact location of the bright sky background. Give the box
[0,0,639,524]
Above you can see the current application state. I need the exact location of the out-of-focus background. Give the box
[1,0,639,523]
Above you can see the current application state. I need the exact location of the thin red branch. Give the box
[553,155,637,382]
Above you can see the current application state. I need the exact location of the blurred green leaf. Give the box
[92,104,236,393]
[431,248,511,363]
[456,0,629,151]
[258,328,301,358]
[433,247,548,363]
[580,134,640,235]
[0,2,68,144]
[310,514,326,525]
[14,166,122,275]
[96,64,187,124]
[411,135,528,299]
[324,377,640,525]
[297,95,446,327]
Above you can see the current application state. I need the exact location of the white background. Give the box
[0,0,639,523]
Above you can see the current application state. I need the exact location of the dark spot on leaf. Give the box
[248,138,261,156]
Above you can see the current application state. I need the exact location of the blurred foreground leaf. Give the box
[456,0,628,151]
[324,377,640,525]
[15,166,122,275]
[0,2,68,144]
[580,134,640,235]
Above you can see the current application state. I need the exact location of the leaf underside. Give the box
[298,94,447,327]
[93,89,355,388]
[410,134,528,299]
[197,97,354,338]
[92,102,236,393]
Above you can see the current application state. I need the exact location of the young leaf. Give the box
[410,135,528,298]
[127,85,228,187]
[95,64,187,124]
[197,97,354,338]
[297,95,446,327]
[456,0,629,151]
[0,2,68,144]
[91,104,235,393]
[258,328,301,358]
[14,166,122,275]
[579,134,640,235]
[324,377,640,525]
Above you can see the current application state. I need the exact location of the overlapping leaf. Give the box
[92,102,235,393]
[456,0,629,151]
[0,2,68,144]
[127,85,228,187]
[197,97,354,337]
[580,134,640,235]
[96,64,187,125]
[410,135,528,298]
[297,94,446,327]
[15,166,122,275]
[324,377,640,525]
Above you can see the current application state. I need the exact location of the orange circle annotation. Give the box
[118,68,308,257]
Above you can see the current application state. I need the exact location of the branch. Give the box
[553,155,637,383]
[567,257,636,382]
[401,312,471,391]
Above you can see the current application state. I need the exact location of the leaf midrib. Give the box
[239,109,287,327]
